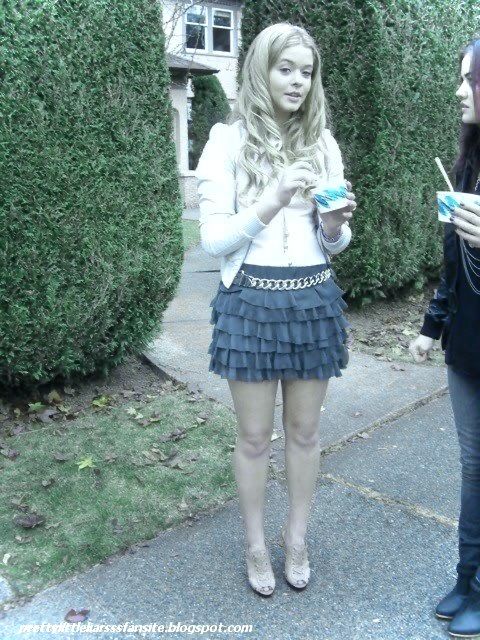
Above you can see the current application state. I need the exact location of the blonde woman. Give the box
[195,23,356,596]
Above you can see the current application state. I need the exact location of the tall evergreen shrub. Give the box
[239,0,480,302]
[190,74,231,170]
[0,1,183,388]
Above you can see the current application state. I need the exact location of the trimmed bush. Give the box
[0,1,183,388]
[189,74,231,170]
[239,0,480,302]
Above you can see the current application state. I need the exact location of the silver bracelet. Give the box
[321,222,342,243]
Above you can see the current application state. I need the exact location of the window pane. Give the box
[186,24,206,50]
[186,5,206,25]
[213,10,231,28]
[213,27,231,52]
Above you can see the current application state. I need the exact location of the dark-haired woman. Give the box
[410,38,480,638]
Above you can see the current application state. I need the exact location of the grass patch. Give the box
[182,219,200,252]
[0,384,237,600]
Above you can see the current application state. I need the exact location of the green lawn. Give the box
[182,219,201,252]
[0,384,237,600]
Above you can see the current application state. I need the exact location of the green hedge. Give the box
[190,74,231,170]
[0,1,183,389]
[239,0,480,302]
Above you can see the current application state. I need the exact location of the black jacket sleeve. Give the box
[420,265,449,339]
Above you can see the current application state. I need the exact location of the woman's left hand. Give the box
[315,180,357,237]
[453,200,480,248]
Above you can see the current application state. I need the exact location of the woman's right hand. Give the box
[274,161,317,208]
[408,334,435,363]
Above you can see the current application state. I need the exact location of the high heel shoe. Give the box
[245,546,275,597]
[280,526,310,590]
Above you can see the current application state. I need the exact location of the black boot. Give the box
[448,576,480,638]
[436,574,472,620]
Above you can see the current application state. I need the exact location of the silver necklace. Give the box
[282,208,293,266]
[460,239,480,295]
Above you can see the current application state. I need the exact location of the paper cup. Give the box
[313,184,349,214]
[437,191,480,222]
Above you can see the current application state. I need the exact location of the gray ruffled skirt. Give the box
[208,263,350,382]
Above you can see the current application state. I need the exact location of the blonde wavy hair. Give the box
[228,22,330,206]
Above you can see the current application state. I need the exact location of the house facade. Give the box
[162,0,243,207]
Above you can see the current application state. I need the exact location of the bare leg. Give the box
[281,378,328,547]
[228,378,278,551]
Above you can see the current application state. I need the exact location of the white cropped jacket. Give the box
[195,120,352,287]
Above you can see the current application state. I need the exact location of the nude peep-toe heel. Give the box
[245,546,275,597]
[280,526,310,590]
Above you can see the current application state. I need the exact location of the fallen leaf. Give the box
[196,417,206,425]
[142,450,159,462]
[158,428,188,442]
[10,424,26,436]
[41,478,55,488]
[77,456,95,470]
[28,402,47,413]
[46,390,62,405]
[53,452,72,462]
[10,497,28,510]
[0,447,19,459]
[270,432,282,441]
[56,404,73,414]
[111,518,123,534]
[13,512,46,529]
[65,609,89,624]
[91,395,111,408]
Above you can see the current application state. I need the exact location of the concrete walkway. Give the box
[0,222,460,640]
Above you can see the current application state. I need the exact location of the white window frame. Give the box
[185,4,208,53]
[211,8,233,55]
[185,5,236,56]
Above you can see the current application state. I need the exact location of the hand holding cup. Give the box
[312,180,357,237]
[452,198,480,248]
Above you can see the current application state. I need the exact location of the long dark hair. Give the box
[453,37,480,191]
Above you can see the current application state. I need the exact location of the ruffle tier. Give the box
[208,269,350,382]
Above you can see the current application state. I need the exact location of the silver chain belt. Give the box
[233,268,332,291]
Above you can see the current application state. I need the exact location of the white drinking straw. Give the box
[435,157,455,192]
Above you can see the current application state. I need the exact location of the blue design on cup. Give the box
[437,194,459,220]
[313,186,348,209]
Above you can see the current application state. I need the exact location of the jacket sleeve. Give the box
[420,267,450,339]
[195,122,267,259]
[420,225,450,339]
[315,128,352,255]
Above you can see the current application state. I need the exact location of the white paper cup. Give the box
[437,191,480,222]
[313,184,349,214]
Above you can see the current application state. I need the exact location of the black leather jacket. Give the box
[421,166,480,374]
